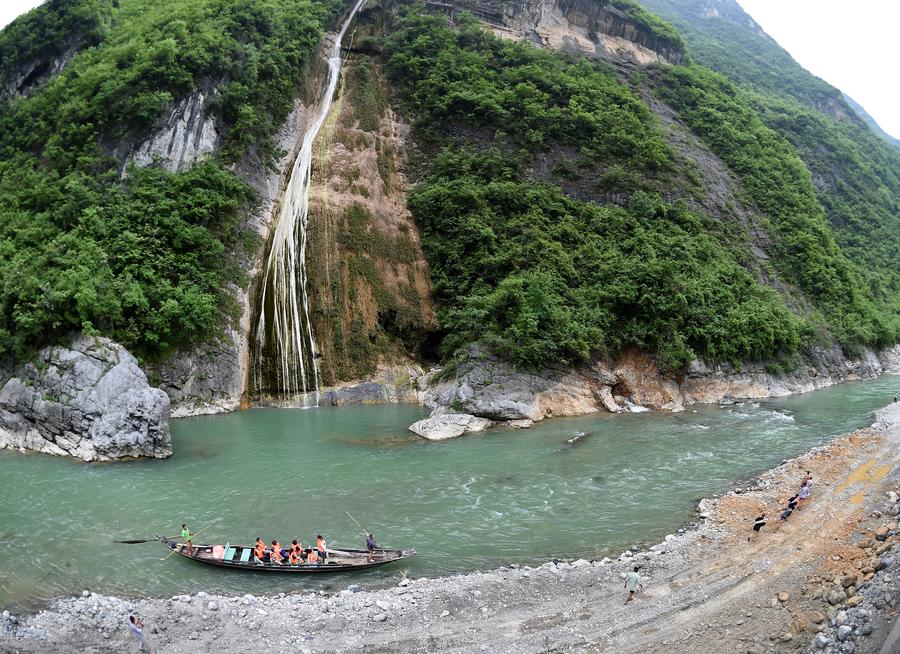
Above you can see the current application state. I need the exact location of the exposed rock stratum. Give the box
[0,336,171,461]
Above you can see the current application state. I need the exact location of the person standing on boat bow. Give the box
[181,524,194,556]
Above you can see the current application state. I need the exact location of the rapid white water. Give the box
[253,0,367,405]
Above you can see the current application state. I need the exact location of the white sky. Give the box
[737,0,900,139]
[1,0,898,138]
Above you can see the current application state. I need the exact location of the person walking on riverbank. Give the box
[128,615,150,652]
[624,566,642,605]
[797,478,812,509]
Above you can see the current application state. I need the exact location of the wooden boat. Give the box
[155,535,415,573]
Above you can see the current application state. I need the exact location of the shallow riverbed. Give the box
[1,375,899,610]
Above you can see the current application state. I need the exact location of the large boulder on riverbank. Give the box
[0,336,171,461]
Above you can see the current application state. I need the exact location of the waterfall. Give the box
[253,0,367,406]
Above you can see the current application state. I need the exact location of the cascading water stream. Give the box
[253,0,367,406]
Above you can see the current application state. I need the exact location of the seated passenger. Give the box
[288,548,300,565]
[270,540,283,564]
[307,548,319,564]
[253,538,267,564]
[290,539,303,559]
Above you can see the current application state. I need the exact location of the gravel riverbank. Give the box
[2,404,900,653]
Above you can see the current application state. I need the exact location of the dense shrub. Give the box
[411,150,806,369]
[0,0,339,357]
[656,65,896,346]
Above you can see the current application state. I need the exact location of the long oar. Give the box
[160,524,214,561]
[346,511,369,536]
[115,536,175,544]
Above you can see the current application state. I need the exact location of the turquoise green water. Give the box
[1,375,899,610]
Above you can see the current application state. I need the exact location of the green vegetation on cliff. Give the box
[0,0,339,358]
[411,150,805,369]
[606,0,685,54]
[655,65,895,346]
[386,13,673,190]
[387,11,807,369]
[639,0,900,341]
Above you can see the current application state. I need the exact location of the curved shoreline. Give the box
[3,404,899,652]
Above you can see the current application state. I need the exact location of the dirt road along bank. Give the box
[2,404,900,654]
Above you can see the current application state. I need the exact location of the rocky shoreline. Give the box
[3,403,899,653]
[410,343,900,439]
[3,327,897,458]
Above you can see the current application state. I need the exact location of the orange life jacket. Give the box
[289,550,300,565]
[271,545,283,562]
[316,538,326,551]
[307,549,318,563]
[254,542,266,558]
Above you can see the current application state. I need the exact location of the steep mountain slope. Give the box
[0,0,897,418]
[637,0,900,341]
[381,0,897,373]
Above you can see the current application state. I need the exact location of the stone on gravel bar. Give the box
[808,610,826,624]
[814,633,830,649]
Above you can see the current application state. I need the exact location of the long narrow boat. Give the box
[155,535,415,573]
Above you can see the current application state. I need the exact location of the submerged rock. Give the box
[0,335,170,461]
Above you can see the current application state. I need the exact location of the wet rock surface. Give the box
[0,335,170,461]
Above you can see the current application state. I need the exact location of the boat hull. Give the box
[156,535,414,573]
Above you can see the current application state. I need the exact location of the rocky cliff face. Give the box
[411,344,900,438]
[124,85,221,174]
[2,45,78,99]
[445,0,685,65]
[0,336,170,461]
[150,96,321,417]
[301,52,437,390]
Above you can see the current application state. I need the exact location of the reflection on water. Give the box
[1,376,899,610]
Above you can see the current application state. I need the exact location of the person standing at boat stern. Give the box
[181,524,193,556]
[316,534,328,562]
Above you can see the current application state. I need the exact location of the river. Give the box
[1,375,899,610]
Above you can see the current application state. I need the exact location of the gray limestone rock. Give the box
[0,336,170,461]
[129,86,221,173]
[409,412,493,440]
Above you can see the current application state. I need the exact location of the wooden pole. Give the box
[346,511,385,555]
[346,511,369,536]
